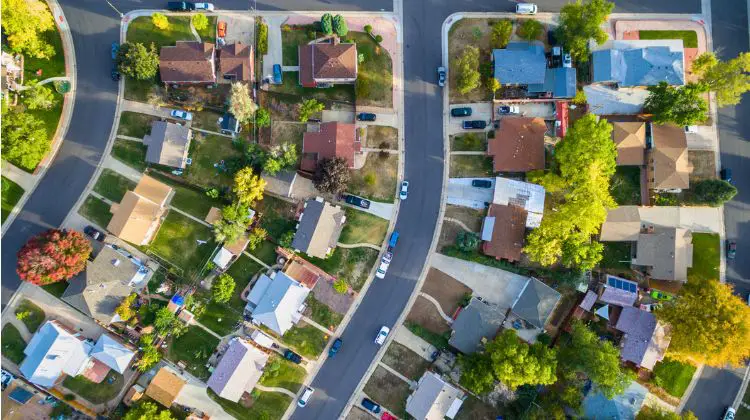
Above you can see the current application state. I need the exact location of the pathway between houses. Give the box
[256,384,297,398]
[337,242,381,251]
[242,251,271,269]
[417,292,454,324]
[443,217,475,233]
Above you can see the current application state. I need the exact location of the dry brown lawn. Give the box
[381,342,431,381]
[270,121,306,156]
[688,150,717,182]
[437,220,465,251]
[406,296,452,334]
[445,205,485,231]
[346,407,375,420]
[363,366,411,417]
[422,268,472,316]
[348,153,398,202]
[448,19,494,104]
[365,126,398,149]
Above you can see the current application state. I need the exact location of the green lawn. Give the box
[405,321,451,349]
[250,240,278,266]
[451,133,487,152]
[15,299,46,333]
[688,233,720,282]
[208,388,291,420]
[339,208,388,245]
[117,111,159,139]
[1,324,27,364]
[610,166,641,205]
[1,176,24,223]
[111,140,148,172]
[93,169,137,202]
[270,71,355,104]
[147,171,224,220]
[348,153,398,202]
[257,195,298,241]
[227,254,264,284]
[282,323,329,358]
[148,210,216,279]
[42,281,69,298]
[167,326,219,381]
[260,356,307,393]
[127,16,194,49]
[305,294,343,330]
[191,109,223,131]
[185,134,244,189]
[195,15,217,44]
[305,247,379,291]
[138,300,167,326]
[62,371,124,404]
[449,155,494,177]
[281,25,315,66]
[350,32,393,108]
[600,242,632,271]
[23,27,65,81]
[651,358,696,398]
[78,195,113,228]
[197,299,243,336]
[639,30,698,48]
[124,76,161,102]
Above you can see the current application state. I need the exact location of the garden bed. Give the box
[348,153,398,202]
[282,322,329,358]
[93,169,137,202]
[362,366,410,417]
[148,210,216,279]
[62,371,124,404]
[449,155,494,177]
[78,195,113,228]
[15,299,46,333]
[167,326,220,381]
[117,112,159,139]
[1,176,24,223]
[339,208,388,246]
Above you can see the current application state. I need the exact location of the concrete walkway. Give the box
[377,361,415,386]
[1,162,36,190]
[4,316,33,342]
[417,292,453,324]
[256,384,298,398]
[192,319,222,339]
[188,18,201,42]
[116,134,143,142]
[443,217,475,233]
[337,242,381,251]
[102,155,144,183]
[193,127,234,138]
[15,76,69,91]
[242,250,271,269]
[392,325,437,362]
[301,315,335,335]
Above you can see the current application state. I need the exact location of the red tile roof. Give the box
[301,122,359,172]
[488,117,547,172]
[219,42,253,81]
[160,41,215,84]
[481,204,527,262]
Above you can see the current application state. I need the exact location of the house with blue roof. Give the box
[244,271,311,335]
[591,40,685,87]
[492,41,577,98]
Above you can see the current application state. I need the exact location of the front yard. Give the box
[448,19,494,103]
[78,195,113,228]
[1,324,26,364]
[15,299,46,333]
[167,326,220,381]
[281,25,316,66]
[304,294,344,331]
[62,371,124,404]
[305,247,379,291]
[208,388,291,420]
[350,32,393,108]
[609,166,641,205]
[381,342,430,381]
[185,134,245,189]
[93,169,137,202]
[259,356,307,393]
[687,232,720,282]
[651,358,697,398]
[639,30,698,48]
[1,176,24,223]
[339,208,388,246]
[147,210,216,279]
[366,126,398,149]
[449,155,494,177]
[282,322,329,358]
[117,112,159,139]
[111,140,148,172]
[451,133,487,152]
[363,366,410,418]
[348,153,398,202]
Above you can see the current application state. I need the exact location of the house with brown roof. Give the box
[612,122,646,166]
[107,175,173,245]
[219,42,253,81]
[487,117,546,173]
[292,197,346,259]
[143,121,192,168]
[647,124,691,192]
[146,367,186,408]
[599,206,642,242]
[298,37,357,87]
[632,226,693,281]
[160,41,216,85]
[300,122,360,172]
[480,204,527,262]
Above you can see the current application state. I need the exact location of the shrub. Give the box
[15,311,30,321]
[333,279,348,294]
[279,231,295,248]
[151,13,169,30]
[374,34,383,44]
[332,15,348,37]
[192,13,208,31]
[364,24,373,34]
[364,173,376,185]
[490,20,513,49]
[517,19,543,41]
[205,188,219,199]
[456,46,481,94]
[456,231,479,252]
[690,179,737,207]
[320,13,333,35]
[572,89,587,105]
[281,24,291,32]
[258,21,268,55]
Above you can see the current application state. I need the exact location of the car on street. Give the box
[723,407,736,420]
[727,240,737,260]
[1,370,14,390]
[374,326,390,345]
[515,2,538,14]
[344,194,370,209]
[283,350,303,364]
[111,42,119,60]
[328,338,342,358]
[194,2,214,10]
[361,398,381,414]
[111,67,121,81]
[497,105,520,114]
[84,225,104,241]
[650,290,673,301]
[388,231,399,250]
[472,179,492,188]
[721,167,733,184]
[298,386,314,407]
[357,112,377,121]
[437,66,446,87]
[272,64,282,84]
[462,120,487,130]
[399,181,409,200]
[375,258,390,279]
[451,107,472,117]
[170,110,193,121]
[217,21,227,38]
[167,1,195,11]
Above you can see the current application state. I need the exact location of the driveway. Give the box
[218,14,254,46]
[496,102,556,120]
[447,102,492,136]
[355,113,398,129]
[322,110,355,123]
[635,206,723,233]
[174,374,234,420]
[445,178,494,209]
[261,15,285,83]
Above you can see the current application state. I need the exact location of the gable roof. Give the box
[592,40,685,87]
[262,170,297,198]
[488,117,547,173]
[583,381,648,419]
[291,198,346,259]
[481,204,527,262]
[612,122,646,166]
[449,297,506,354]
[406,371,465,420]
[159,41,216,83]
[579,290,598,312]
[107,176,172,245]
[207,337,269,402]
[219,42,253,81]
[301,122,358,172]
[299,39,357,86]
[650,124,690,190]
[248,272,311,335]
[599,285,638,307]
[143,121,192,168]
[90,334,135,374]
[492,177,546,228]
[492,42,547,85]
[19,321,92,387]
[615,306,672,369]
[146,367,186,408]
[633,227,693,281]
[599,206,642,241]
[528,67,577,98]
[512,277,561,329]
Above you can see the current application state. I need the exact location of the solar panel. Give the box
[606,275,638,293]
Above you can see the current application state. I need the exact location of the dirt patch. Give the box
[348,153,398,202]
[455,396,502,420]
[270,121,306,154]
[448,18,494,104]
[311,277,355,315]
[406,296,452,334]
[445,205,485,231]
[688,150,716,182]
[422,268,472,317]
[381,342,431,381]
[262,92,299,121]
[363,366,411,417]
[346,407,375,420]
[365,126,398,149]
[437,221,465,251]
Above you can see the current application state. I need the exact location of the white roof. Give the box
[213,247,234,270]
[583,85,648,116]
[19,321,92,387]
[249,272,310,335]
[406,371,465,420]
[592,39,684,53]
[250,330,275,349]
[90,334,135,373]
[492,177,545,228]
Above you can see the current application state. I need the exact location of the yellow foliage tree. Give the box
[152,13,169,30]
[1,0,56,58]
[233,167,266,207]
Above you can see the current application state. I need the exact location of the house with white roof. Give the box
[90,334,135,374]
[19,321,92,387]
[207,337,269,402]
[244,271,310,335]
[406,371,465,420]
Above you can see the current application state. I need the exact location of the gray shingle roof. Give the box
[528,67,577,98]
[615,306,671,369]
[143,121,192,168]
[492,42,546,85]
[592,44,685,87]
[511,278,561,329]
[248,272,310,335]
[449,298,506,354]
[207,337,268,402]
[291,198,346,258]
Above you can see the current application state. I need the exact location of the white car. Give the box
[399,181,409,200]
[375,260,390,279]
[298,386,314,407]
[170,110,193,121]
[375,326,390,345]
[515,3,538,14]
[194,2,215,11]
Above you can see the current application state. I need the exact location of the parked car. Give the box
[375,258,390,279]
[111,42,120,60]
[451,107,472,117]
[472,179,492,188]
[194,2,214,10]
[684,125,699,133]
[344,194,370,209]
[650,290,673,301]
[111,67,121,81]
[374,326,390,345]
[83,225,104,241]
[437,66,446,87]
[497,105,520,114]
[399,181,409,200]
[217,21,227,38]
[388,231,399,250]
[723,407,736,420]
[166,1,195,11]
[361,398,381,414]
[463,120,487,130]
[283,350,303,364]
[170,110,193,121]
[721,168,733,184]
[1,370,14,390]
[562,53,572,68]
[298,386,314,407]
[272,64,282,84]
[357,112,377,122]
[515,2,538,14]
[727,240,737,260]
[328,338,342,358]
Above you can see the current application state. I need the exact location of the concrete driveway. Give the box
[445,178,494,209]
[175,375,234,420]
[322,110,355,123]
[218,15,254,46]
[637,206,722,233]
[447,102,492,136]
[496,102,556,120]
[355,112,398,129]
[261,16,285,83]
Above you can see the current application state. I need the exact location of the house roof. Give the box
[262,170,297,198]
[650,124,690,190]
[143,121,192,168]
[160,41,216,83]
[633,227,693,281]
[301,122,358,172]
[580,290,598,311]
[207,338,269,402]
[19,321,92,387]
[283,256,329,289]
[527,67,577,98]
[592,40,685,87]
[599,206,642,241]
[213,247,234,270]
[90,334,135,374]
[488,117,547,173]
[107,176,172,245]
[134,174,173,205]
[224,233,250,256]
[299,39,357,86]
[146,367,186,408]
[449,297,506,354]
[615,306,672,369]
[512,277,561,329]
[406,371,465,420]
[612,122,646,166]
[492,42,547,85]
[205,207,222,224]
[584,85,648,116]
[600,285,638,307]
[219,42,253,81]
[62,245,148,324]
[492,177,546,228]
[247,272,311,335]
[583,381,648,419]
[481,204,527,262]
[291,198,346,259]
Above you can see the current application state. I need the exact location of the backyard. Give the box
[190,109,223,131]
[111,140,148,172]
[350,32,393,108]
[363,366,411,418]
[78,195,113,228]
[147,210,216,279]
[226,254,265,285]
[599,242,633,271]
[348,153,398,202]
[147,170,224,219]
[609,166,641,205]
[257,194,298,240]
[282,322,329,358]
[197,298,243,336]
[687,233,720,282]
[185,134,245,189]
[339,208,388,246]
[249,240,279,266]
[117,112,159,139]
[15,299,46,333]
[167,326,220,380]
[651,358,697,398]
[1,176,24,223]
[449,155,494,177]
[1,324,26,364]
[93,169,136,202]
[62,371,124,404]
[259,356,307,393]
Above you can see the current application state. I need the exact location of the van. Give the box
[298,386,314,407]
[516,3,538,14]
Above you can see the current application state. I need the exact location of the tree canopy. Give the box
[255,108,271,128]
[692,52,750,107]
[115,293,137,322]
[17,229,92,285]
[557,0,614,62]
[228,82,258,124]
[1,0,56,58]
[517,19,544,42]
[23,84,59,110]
[320,13,333,35]
[490,20,513,49]
[124,401,174,420]
[313,157,351,194]
[298,98,325,122]
[211,273,236,303]
[134,334,161,372]
[192,13,209,31]
[644,82,708,126]
[690,179,737,207]
[332,15,348,37]
[233,167,266,207]
[117,42,160,80]
[151,13,169,30]
[1,105,50,171]
[456,46,481,94]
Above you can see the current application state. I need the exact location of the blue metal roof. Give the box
[492,42,546,85]
[9,387,34,404]
[592,47,684,87]
[528,67,577,98]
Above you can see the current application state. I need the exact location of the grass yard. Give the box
[363,366,410,418]
[23,27,65,81]
[185,134,244,189]
[138,300,168,326]
[227,254,264,285]
[305,247,378,291]
[610,166,641,205]
[451,133,487,151]
[281,25,316,66]
[260,356,307,393]
[651,358,696,398]
[270,122,306,154]
[62,371,124,404]
[42,281,69,298]
[148,210,216,279]
[449,155,494,177]
[127,16,194,48]
[93,169,137,202]
[78,195,113,228]
[688,233,720,283]
[117,111,159,139]
[282,322,329,358]
[124,76,162,102]
[191,109,223,131]
[249,240,278,266]
[196,15,217,44]
[15,299,46,333]
[208,388,291,420]
[111,140,148,172]
[348,153,398,202]
[381,342,431,381]
[257,195,298,241]
[600,242,632,271]
[448,19,494,104]
[405,321,451,349]
[270,71,355,104]
[147,171,224,219]
[688,150,717,182]
[167,326,220,381]
[350,32,393,108]
[1,176,24,223]
[197,299,243,336]
[639,30,698,48]
[365,126,398,149]
[339,208,388,246]
[1,324,27,364]
[305,294,344,330]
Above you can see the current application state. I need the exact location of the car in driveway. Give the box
[344,194,370,209]
[451,107,472,117]
[471,179,492,188]
[361,398,381,413]
[218,21,227,38]
[298,386,314,407]
[498,105,520,115]
[283,350,303,364]
[194,2,214,10]
[374,326,390,345]
[272,64,282,84]
[462,120,487,130]
[84,225,105,241]
[727,240,737,260]
[111,42,119,60]
[399,181,409,200]
[357,112,377,121]
[170,110,193,121]
[437,66,446,87]
[328,338,342,358]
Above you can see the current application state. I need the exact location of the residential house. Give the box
[62,244,151,325]
[298,37,357,87]
[219,42,253,81]
[291,197,346,259]
[583,381,648,419]
[1,51,23,102]
[219,113,241,136]
[19,320,92,387]
[213,233,251,271]
[528,67,577,98]
[492,42,576,98]
[599,206,642,242]
[143,121,192,169]
[159,41,216,84]
[280,249,332,289]
[492,177,546,228]
[480,204,527,262]
[509,277,561,330]
[146,367,186,408]
[449,297,506,354]
[244,271,311,335]
[632,226,693,281]
[487,117,547,173]
[88,334,136,376]
[591,40,685,87]
[614,306,672,370]
[647,124,691,192]
[612,122,646,166]
[207,337,269,402]
[405,371,465,420]
[300,122,359,172]
[107,175,173,245]
[261,169,317,200]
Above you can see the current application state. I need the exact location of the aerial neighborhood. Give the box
[1,1,749,420]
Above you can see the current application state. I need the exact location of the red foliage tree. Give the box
[16,229,92,285]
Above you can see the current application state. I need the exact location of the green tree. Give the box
[644,82,708,126]
[517,19,544,41]
[247,227,267,251]
[135,334,161,372]
[1,107,50,171]
[364,24,373,34]
[117,42,160,80]
[455,231,479,252]
[233,167,266,207]
[152,13,169,30]
[124,401,174,420]
[572,89,587,105]
[263,143,298,175]
[313,157,351,194]
[23,84,58,110]
[488,78,501,95]
[636,406,698,420]
[192,13,209,31]
[490,20,514,49]
[228,82,259,124]
[298,98,325,122]
[211,273,236,303]
[487,329,557,390]
[332,15,348,37]
[1,0,56,59]
[692,52,750,107]
[255,108,271,128]
[257,22,269,55]
[459,352,496,394]
[690,179,737,206]
[279,231,295,248]
[456,46,481,94]
[320,13,333,35]
[333,279,348,294]
[213,216,245,243]
[374,34,383,44]
[557,0,614,62]
[115,293,137,322]
[154,307,177,335]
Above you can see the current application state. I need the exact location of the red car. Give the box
[217,21,227,38]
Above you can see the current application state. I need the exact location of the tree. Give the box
[692,52,750,107]
[117,42,160,80]
[486,329,558,390]
[228,83,259,124]
[656,279,750,367]
[124,401,174,420]
[23,84,58,110]
[1,0,56,59]
[644,82,708,126]
[364,24,373,34]
[456,46,481,94]
[115,293,137,322]
[333,279,348,294]
[263,143,298,175]
[490,20,513,49]
[255,108,271,128]
[213,216,246,243]
[16,229,92,286]
[1,107,50,171]
[557,0,614,62]
[636,406,698,420]
[313,157,351,194]
[517,19,544,41]
[154,307,177,335]
[135,334,161,372]
[279,231,295,248]
[211,273,236,303]
[459,352,496,394]
[247,227,267,251]
[488,78,501,94]
[332,15,348,37]
[298,98,325,122]
[192,13,209,31]
[257,22,269,55]
[320,13,333,35]
[455,231,479,252]
[152,13,169,30]
[524,114,616,270]
[690,179,737,206]
[233,167,266,206]
[374,34,383,44]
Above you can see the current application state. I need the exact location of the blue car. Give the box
[328,338,342,358]
[111,42,120,60]
[273,64,282,84]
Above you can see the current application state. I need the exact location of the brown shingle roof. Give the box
[301,122,358,172]
[612,122,646,166]
[107,176,172,245]
[219,42,253,81]
[648,124,691,190]
[146,367,186,408]
[160,41,216,84]
[481,204,527,262]
[298,39,357,87]
[488,117,546,172]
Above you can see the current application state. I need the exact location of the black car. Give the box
[111,67,121,81]
[344,194,371,209]
[721,168,732,184]
[462,120,487,129]
[471,179,492,188]
[83,225,104,241]
[357,112,376,122]
[451,107,472,117]
[167,1,195,11]
[283,349,303,364]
